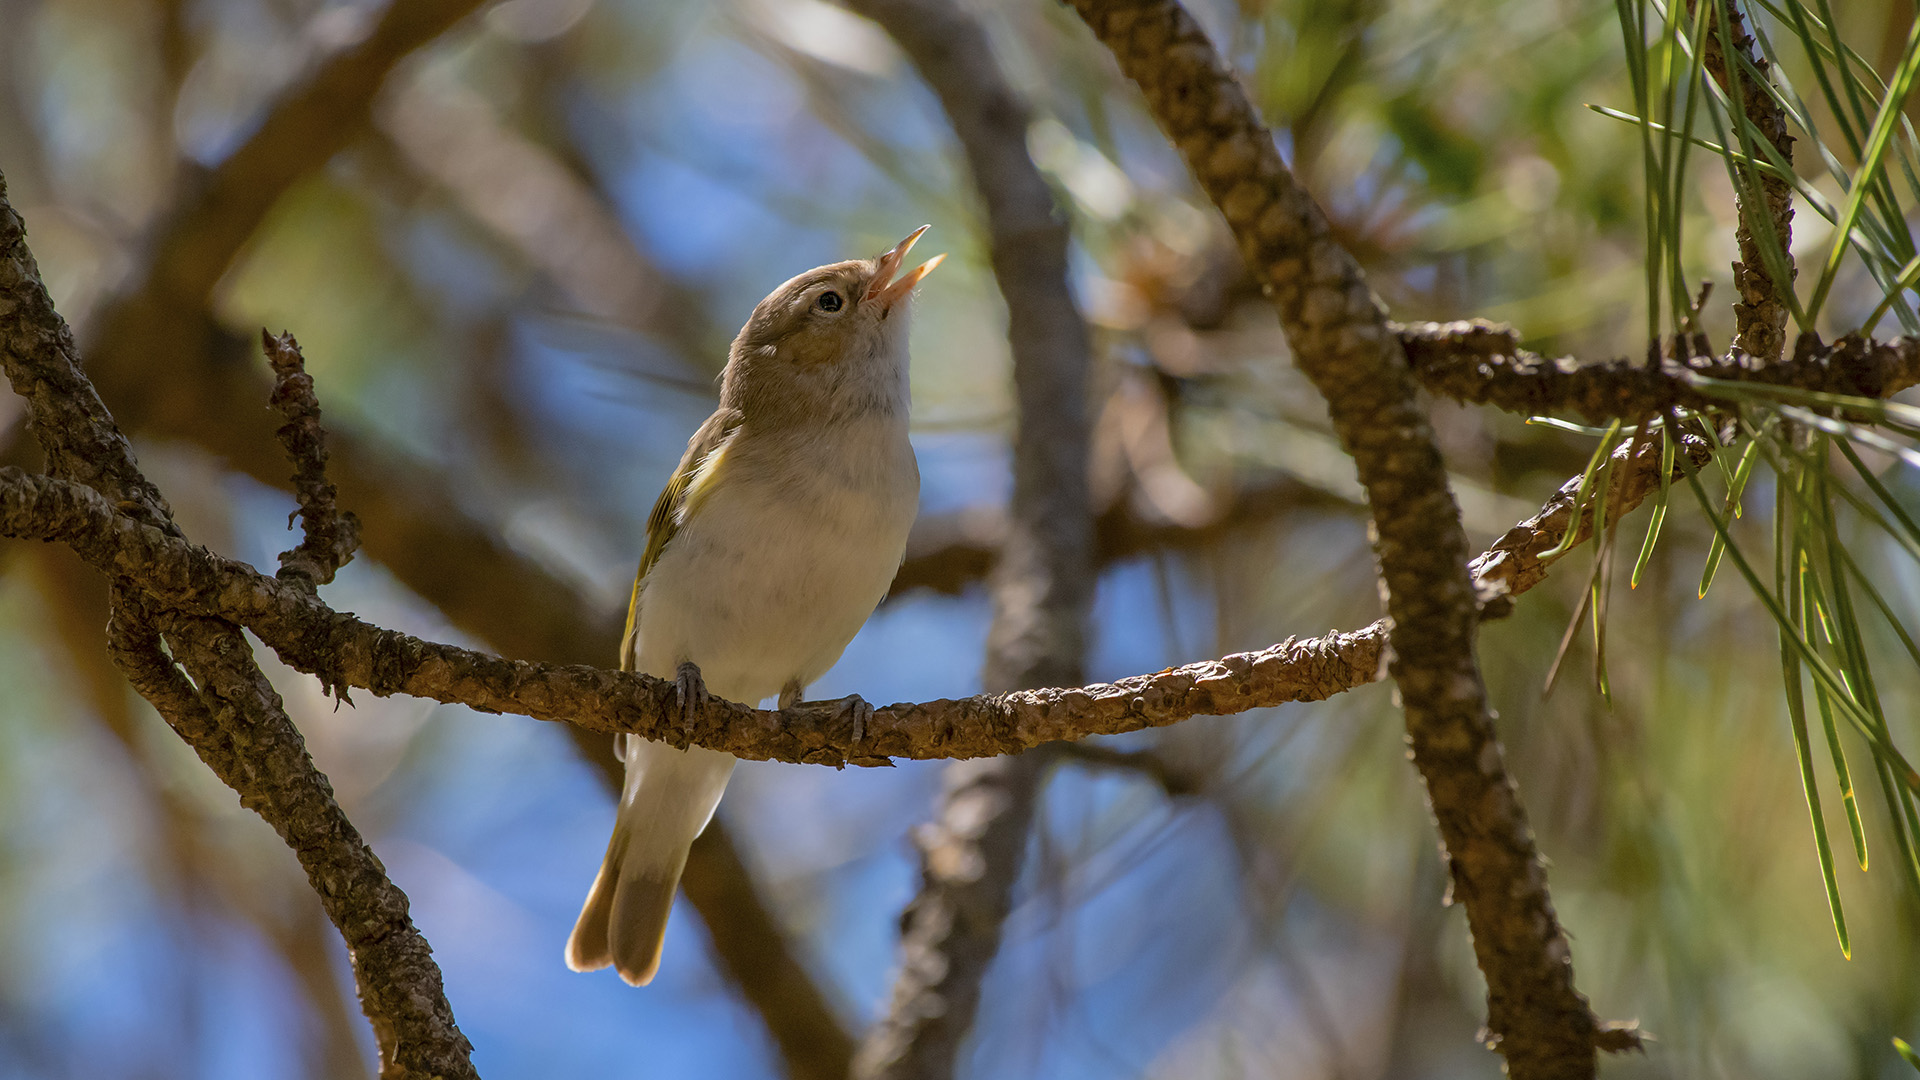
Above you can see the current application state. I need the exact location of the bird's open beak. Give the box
[867,225,945,309]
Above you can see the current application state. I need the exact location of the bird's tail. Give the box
[566,736,736,985]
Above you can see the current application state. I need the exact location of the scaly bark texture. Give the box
[1061,2,1624,1075]
[1,172,475,1079]
[263,330,362,590]
[1397,321,1917,421]
[841,0,1095,1074]
[1694,0,1797,362]
[30,439,1920,811]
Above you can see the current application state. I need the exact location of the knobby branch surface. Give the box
[840,0,1096,1074]
[0,413,1729,768]
[1398,320,1919,422]
[1694,0,1797,362]
[264,329,362,590]
[0,173,475,1080]
[1062,1,1629,1075]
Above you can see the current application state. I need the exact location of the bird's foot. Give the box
[675,660,709,740]
[838,694,874,747]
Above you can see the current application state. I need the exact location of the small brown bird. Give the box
[567,228,943,985]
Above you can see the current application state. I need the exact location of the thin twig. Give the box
[263,330,361,590]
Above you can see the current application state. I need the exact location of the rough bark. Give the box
[1396,321,1915,422]
[1,172,474,1078]
[1060,2,1628,1074]
[29,416,1920,807]
[263,330,362,590]
[1694,0,1797,362]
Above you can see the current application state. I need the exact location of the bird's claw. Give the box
[675,660,709,741]
[840,694,873,747]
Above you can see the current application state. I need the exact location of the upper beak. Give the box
[866,225,945,309]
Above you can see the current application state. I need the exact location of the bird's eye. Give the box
[815,290,844,313]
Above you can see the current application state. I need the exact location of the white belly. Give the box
[630,422,919,704]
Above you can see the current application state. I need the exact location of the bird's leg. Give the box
[778,679,805,711]
[675,660,709,740]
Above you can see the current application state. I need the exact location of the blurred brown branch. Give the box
[840,0,1099,1068]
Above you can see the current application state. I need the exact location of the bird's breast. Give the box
[630,419,918,702]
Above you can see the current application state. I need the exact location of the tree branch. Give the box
[144,606,477,1079]
[15,17,875,1055]
[92,0,488,357]
[2,172,475,1079]
[0,411,1783,778]
[1395,321,1916,422]
[264,329,361,590]
[1695,0,1797,362]
[852,753,1051,1080]
[681,821,858,1080]
[1060,2,1624,1075]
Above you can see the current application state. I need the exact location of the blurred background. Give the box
[2,0,1920,1076]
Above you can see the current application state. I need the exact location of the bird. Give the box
[566,227,943,986]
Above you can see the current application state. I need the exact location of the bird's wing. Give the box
[620,407,744,671]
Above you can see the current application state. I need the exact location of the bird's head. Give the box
[721,226,943,426]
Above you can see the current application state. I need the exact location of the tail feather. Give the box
[608,870,680,986]
[567,737,735,985]
[565,861,618,974]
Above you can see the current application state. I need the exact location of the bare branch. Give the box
[263,330,361,590]
[122,603,477,1080]
[2,171,475,1079]
[824,0,1101,1069]
[0,464,1386,757]
[94,0,488,341]
[1060,2,1621,1075]
[1395,321,1918,422]
[0,409,1762,777]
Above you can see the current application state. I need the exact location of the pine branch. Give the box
[1059,2,1620,1075]
[1695,0,1798,360]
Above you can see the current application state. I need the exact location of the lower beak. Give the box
[866,225,946,309]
